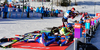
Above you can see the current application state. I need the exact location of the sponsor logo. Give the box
[74,23,81,28]
[96,13,100,17]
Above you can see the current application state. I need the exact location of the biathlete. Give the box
[0,30,74,47]
[81,12,90,21]
[0,25,74,47]
[62,7,79,27]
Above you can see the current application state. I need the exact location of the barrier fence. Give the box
[73,13,100,50]
[0,11,42,18]
[0,7,64,18]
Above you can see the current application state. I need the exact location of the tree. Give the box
[4,0,8,4]
[75,0,77,5]
[57,0,58,7]
[61,0,70,6]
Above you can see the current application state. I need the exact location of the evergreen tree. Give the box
[4,0,8,4]
[61,0,70,6]
[75,0,77,5]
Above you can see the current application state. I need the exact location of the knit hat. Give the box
[71,7,75,10]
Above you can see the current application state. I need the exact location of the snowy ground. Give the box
[0,17,62,38]
[0,17,62,50]
[0,0,100,50]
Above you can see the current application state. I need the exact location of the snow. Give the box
[0,17,62,38]
[0,0,100,50]
[0,17,62,50]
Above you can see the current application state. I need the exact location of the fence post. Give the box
[74,23,82,50]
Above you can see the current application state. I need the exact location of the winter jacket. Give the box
[55,9,59,14]
[13,6,15,8]
[36,7,40,13]
[26,6,30,12]
[52,10,55,13]
[64,10,72,18]
[46,9,48,14]
[9,4,12,8]
[40,7,44,13]
[24,6,27,9]
[4,5,8,12]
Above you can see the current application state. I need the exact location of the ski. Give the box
[15,33,41,37]
[0,32,33,48]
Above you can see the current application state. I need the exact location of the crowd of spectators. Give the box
[0,3,64,19]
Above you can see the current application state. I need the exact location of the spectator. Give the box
[40,6,44,19]
[13,5,16,12]
[51,9,53,17]
[36,7,40,13]
[51,9,55,17]
[53,9,56,17]
[45,7,48,17]
[9,3,12,8]
[47,9,51,17]
[30,7,33,12]
[39,7,41,9]
[3,4,8,18]
[24,5,27,9]
[55,9,59,17]
[13,5,16,8]
[18,4,20,9]
[2,7,5,17]
[26,5,30,18]
[62,7,78,27]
